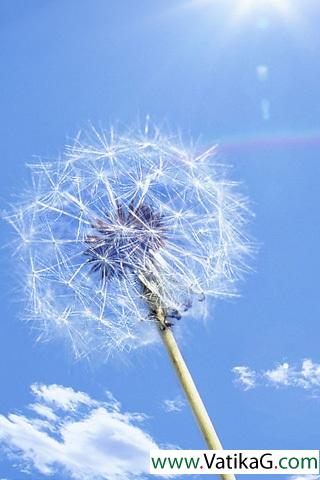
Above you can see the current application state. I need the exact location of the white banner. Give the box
[150,450,319,475]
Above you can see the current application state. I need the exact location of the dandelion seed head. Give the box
[5,125,252,358]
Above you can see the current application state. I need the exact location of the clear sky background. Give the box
[0,1,320,479]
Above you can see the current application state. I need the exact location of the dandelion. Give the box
[6,124,252,480]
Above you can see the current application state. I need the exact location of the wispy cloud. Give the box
[232,366,257,390]
[233,359,320,395]
[288,476,320,480]
[163,397,185,413]
[0,384,160,479]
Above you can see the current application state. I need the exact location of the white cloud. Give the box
[233,359,320,395]
[0,384,160,480]
[31,383,95,410]
[163,397,185,413]
[29,403,57,421]
[265,362,291,385]
[232,366,256,390]
[289,476,319,480]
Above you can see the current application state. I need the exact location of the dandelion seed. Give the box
[5,124,251,358]
[5,124,252,479]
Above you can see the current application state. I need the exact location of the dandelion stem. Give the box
[155,305,236,480]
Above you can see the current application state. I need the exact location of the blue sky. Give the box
[0,1,320,479]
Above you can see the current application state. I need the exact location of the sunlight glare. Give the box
[236,0,291,17]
